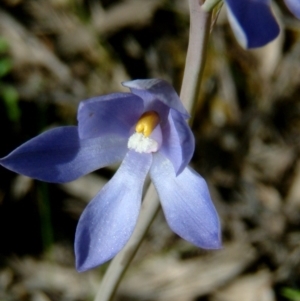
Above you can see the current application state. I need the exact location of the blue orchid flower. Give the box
[0,79,221,272]
[225,0,300,49]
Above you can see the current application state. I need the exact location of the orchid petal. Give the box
[0,126,127,183]
[150,153,221,249]
[75,150,152,272]
[160,109,195,175]
[226,0,280,48]
[78,93,144,140]
[284,0,300,18]
[123,79,190,119]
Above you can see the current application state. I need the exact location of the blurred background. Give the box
[0,0,300,300]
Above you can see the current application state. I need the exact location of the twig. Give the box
[92,0,162,36]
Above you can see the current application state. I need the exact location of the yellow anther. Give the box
[135,111,160,137]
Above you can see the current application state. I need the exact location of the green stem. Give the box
[94,1,212,300]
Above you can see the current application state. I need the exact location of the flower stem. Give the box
[180,0,212,112]
[94,1,212,300]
